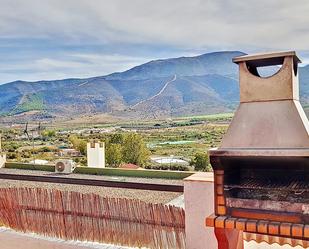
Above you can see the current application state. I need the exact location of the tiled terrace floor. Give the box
[245,241,304,249]
[0,227,135,249]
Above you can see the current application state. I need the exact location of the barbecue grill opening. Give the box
[224,166,309,203]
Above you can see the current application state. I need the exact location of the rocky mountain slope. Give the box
[1,51,309,121]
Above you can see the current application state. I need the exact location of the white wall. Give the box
[0,154,6,168]
[184,172,217,249]
[87,142,105,168]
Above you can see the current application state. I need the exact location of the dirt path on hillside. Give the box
[131,74,177,108]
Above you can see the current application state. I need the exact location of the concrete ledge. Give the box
[184,172,216,249]
[184,172,214,182]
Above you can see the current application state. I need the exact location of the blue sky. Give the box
[1,0,309,84]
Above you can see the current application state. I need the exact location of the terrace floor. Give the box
[0,168,182,204]
[0,227,134,249]
[245,241,303,249]
[1,227,303,249]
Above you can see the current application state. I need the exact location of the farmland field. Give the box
[1,113,232,170]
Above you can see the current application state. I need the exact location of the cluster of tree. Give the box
[106,133,150,167]
[2,142,20,152]
[68,135,87,155]
[41,129,56,138]
[68,133,150,167]
[190,152,212,171]
[6,152,21,160]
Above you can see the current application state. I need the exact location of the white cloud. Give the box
[69,53,150,65]
[1,0,309,83]
[35,58,86,70]
[0,52,153,83]
[1,0,309,49]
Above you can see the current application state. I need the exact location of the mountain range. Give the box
[1,51,309,122]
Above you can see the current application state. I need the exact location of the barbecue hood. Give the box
[210,51,309,161]
[206,52,309,247]
[206,52,309,249]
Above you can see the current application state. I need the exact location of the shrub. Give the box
[190,152,211,171]
[122,133,150,166]
[145,164,190,171]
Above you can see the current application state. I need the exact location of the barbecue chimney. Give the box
[222,51,309,149]
[206,51,309,248]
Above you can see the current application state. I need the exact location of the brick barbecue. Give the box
[206,51,309,248]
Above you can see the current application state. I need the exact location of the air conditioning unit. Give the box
[55,159,76,174]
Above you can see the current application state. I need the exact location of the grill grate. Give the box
[225,178,309,192]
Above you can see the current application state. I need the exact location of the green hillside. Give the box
[11,93,45,115]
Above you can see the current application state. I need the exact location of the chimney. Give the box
[221,51,309,149]
[87,141,105,168]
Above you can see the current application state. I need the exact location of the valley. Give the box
[0,113,231,171]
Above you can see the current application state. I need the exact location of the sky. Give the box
[1,0,309,84]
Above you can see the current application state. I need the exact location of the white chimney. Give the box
[87,141,105,168]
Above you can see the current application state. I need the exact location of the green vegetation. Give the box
[105,133,150,167]
[145,124,226,161]
[106,144,122,167]
[41,129,56,138]
[5,162,193,179]
[145,164,190,171]
[122,133,150,166]
[75,166,193,179]
[180,112,234,121]
[1,116,228,172]
[190,152,211,171]
[67,133,150,166]
[3,141,20,152]
[11,93,45,115]
[5,162,55,172]
[69,135,87,155]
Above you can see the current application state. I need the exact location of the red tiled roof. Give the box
[119,163,140,169]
